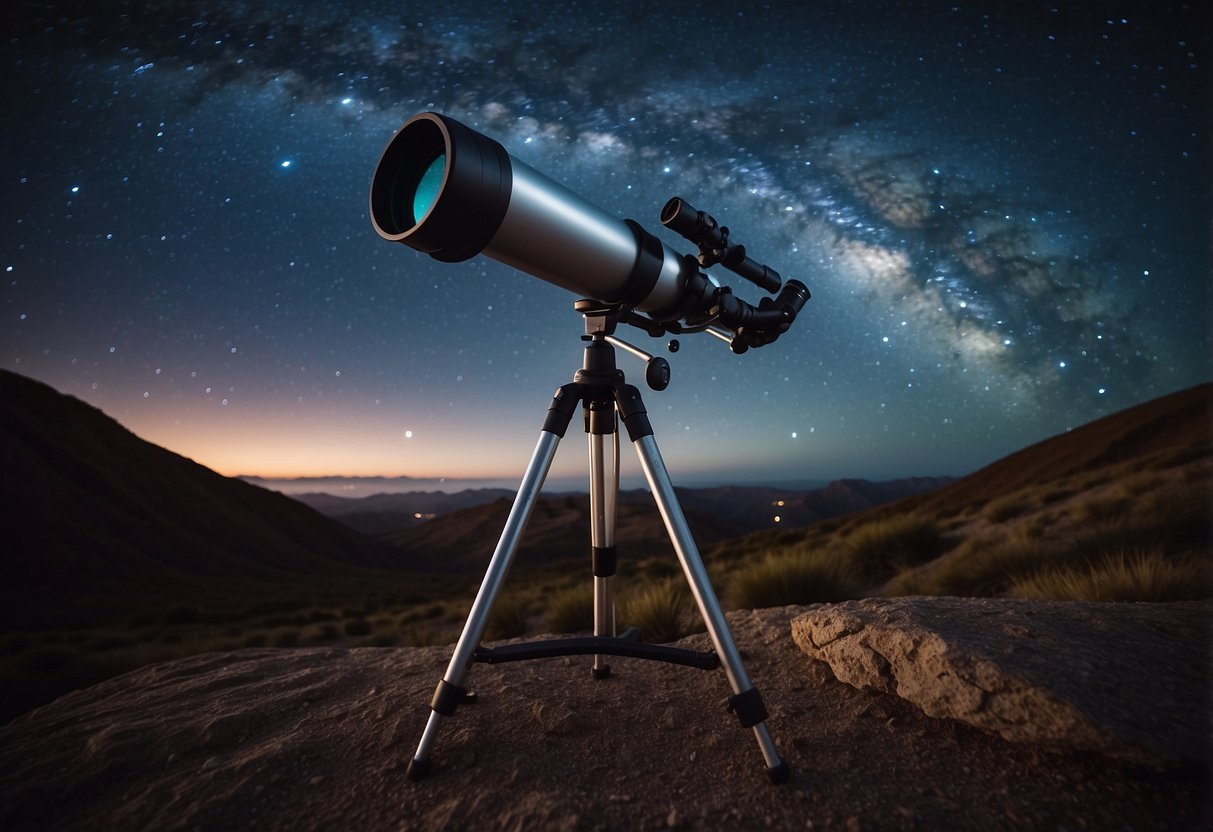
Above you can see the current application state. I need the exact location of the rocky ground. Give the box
[1,600,1208,831]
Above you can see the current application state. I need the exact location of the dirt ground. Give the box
[1,605,1207,831]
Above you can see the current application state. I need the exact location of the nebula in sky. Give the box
[2,1,1208,486]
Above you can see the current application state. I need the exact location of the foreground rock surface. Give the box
[1,604,1208,831]
[791,597,1210,767]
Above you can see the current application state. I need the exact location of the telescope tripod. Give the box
[405,305,789,785]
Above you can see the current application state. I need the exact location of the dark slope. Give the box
[901,382,1213,517]
[0,370,399,628]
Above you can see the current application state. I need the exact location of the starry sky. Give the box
[3,1,1209,491]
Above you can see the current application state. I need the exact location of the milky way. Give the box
[2,1,1209,486]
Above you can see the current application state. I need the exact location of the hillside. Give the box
[2,372,1207,729]
[0,370,402,629]
[901,382,1213,517]
[706,383,1212,605]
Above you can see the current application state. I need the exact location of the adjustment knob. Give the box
[645,357,671,391]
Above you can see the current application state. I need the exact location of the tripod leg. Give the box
[588,402,619,678]
[406,428,563,780]
[631,432,789,784]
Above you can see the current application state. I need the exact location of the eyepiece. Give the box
[660,196,721,247]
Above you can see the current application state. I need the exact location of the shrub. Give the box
[400,623,446,647]
[622,582,694,643]
[398,604,447,626]
[981,493,1034,522]
[882,566,936,596]
[164,606,200,625]
[270,629,300,648]
[17,647,77,673]
[485,594,531,641]
[0,636,32,656]
[1072,494,1132,524]
[918,533,1052,597]
[843,515,942,578]
[343,619,372,637]
[309,623,340,642]
[730,547,860,609]
[545,585,595,634]
[635,558,681,581]
[1009,550,1212,602]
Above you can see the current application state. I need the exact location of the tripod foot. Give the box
[405,756,430,781]
[591,665,611,680]
[766,760,790,785]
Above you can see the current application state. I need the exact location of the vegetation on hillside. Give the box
[3,388,1210,725]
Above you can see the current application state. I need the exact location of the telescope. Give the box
[369,111,808,353]
[369,112,804,787]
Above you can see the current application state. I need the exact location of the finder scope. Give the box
[370,112,808,352]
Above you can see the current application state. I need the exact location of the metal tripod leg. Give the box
[589,405,619,678]
[632,433,789,783]
[406,429,562,780]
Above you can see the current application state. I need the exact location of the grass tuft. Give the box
[730,547,860,609]
[342,619,372,637]
[919,533,1052,597]
[485,594,531,641]
[981,493,1034,522]
[1009,549,1212,602]
[621,582,695,643]
[545,584,595,634]
[843,515,943,578]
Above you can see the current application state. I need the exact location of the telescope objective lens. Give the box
[412,152,446,225]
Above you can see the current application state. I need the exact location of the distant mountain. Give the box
[661,478,956,530]
[0,370,401,628]
[298,478,953,541]
[372,477,954,573]
[291,488,515,535]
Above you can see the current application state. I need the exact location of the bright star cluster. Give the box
[1,1,1208,486]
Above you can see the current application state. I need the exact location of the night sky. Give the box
[3,2,1209,492]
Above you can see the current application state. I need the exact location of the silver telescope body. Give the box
[369,112,691,316]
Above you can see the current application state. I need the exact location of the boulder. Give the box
[790,597,1211,766]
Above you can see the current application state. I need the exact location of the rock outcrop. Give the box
[791,597,1211,767]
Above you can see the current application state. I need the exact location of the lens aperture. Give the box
[412,153,446,224]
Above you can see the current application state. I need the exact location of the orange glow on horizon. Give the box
[120,405,605,481]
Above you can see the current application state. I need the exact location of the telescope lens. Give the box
[412,152,446,223]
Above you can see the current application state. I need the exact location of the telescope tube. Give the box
[370,112,690,315]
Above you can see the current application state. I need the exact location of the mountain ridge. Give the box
[0,369,402,628]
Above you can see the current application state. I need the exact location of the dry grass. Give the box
[729,547,861,609]
[899,532,1052,597]
[842,515,943,577]
[621,582,696,643]
[545,584,595,634]
[1009,550,1211,602]
[981,493,1034,522]
[485,594,531,641]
